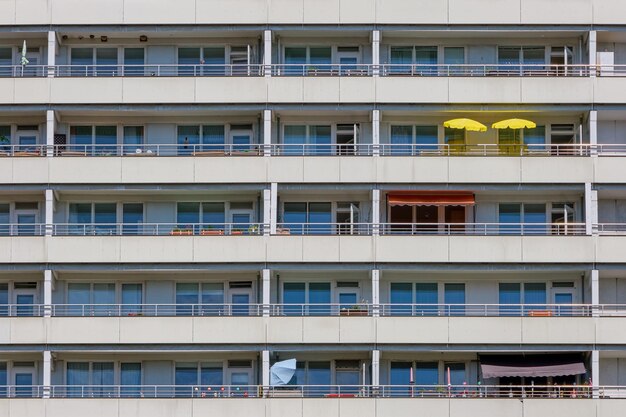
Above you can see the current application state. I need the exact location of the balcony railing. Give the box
[6,143,626,157]
[51,222,266,236]
[5,303,626,318]
[379,222,587,236]
[4,63,626,78]
[0,222,592,237]
[0,224,47,236]
[4,384,624,399]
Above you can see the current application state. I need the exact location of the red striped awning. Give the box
[387,192,475,207]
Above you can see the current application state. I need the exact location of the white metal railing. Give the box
[50,143,263,157]
[0,223,47,236]
[0,222,595,237]
[6,143,626,157]
[5,63,626,78]
[7,384,626,399]
[49,303,264,317]
[380,222,587,236]
[51,222,265,236]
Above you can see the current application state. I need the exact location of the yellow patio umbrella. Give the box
[491,118,536,130]
[443,118,487,132]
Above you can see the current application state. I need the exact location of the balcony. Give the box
[1,64,625,105]
[2,303,626,345]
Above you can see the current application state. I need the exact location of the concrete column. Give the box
[270,183,278,234]
[263,30,272,77]
[591,350,600,398]
[45,189,54,236]
[46,110,55,157]
[371,189,380,236]
[589,30,597,77]
[589,110,597,156]
[262,350,270,388]
[372,350,380,386]
[47,31,56,78]
[591,269,599,317]
[43,350,52,398]
[584,183,598,236]
[371,269,380,317]
[44,269,54,317]
[263,109,272,156]
[263,188,271,236]
[262,269,270,317]
[372,110,380,156]
[372,30,380,77]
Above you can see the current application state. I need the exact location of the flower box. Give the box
[200,229,224,236]
[339,309,368,317]
[170,229,193,236]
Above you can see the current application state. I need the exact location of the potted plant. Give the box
[0,135,10,154]
[200,225,224,236]
[170,227,193,236]
[248,224,259,235]
[339,302,368,317]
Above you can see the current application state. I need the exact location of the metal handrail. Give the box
[4,63,626,78]
[49,303,265,317]
[5,384,623,399]
[379,222,587,236]
[6,143,626,157]
[274,222,373,235]
[0,223,47,236]
[50,143,263,157]
[4,303,626,317]
[51,222,266,236]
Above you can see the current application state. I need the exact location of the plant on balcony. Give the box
[339,301,368,317]
[248,224,259,235]
[170,227,193,236]
[200,225,224,236]
[0,135,9,153]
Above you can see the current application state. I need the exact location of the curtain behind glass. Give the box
[121,363,141,397]
[283,282,305,316]
[202,125,225,151]
[390,125,412,155]
[444,283,465,316]
[283,125,307,155]
[308,282,330,315]
[176,283,199,316]
[390,282,412,315]
[67,362,89,397]
[415,283,438,316]
[499,283,521,316]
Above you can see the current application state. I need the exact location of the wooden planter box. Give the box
[170,230,193,236]
[200,229,224,236]
[339,309,368,317]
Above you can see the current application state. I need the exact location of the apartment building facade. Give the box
[2,0,626,416]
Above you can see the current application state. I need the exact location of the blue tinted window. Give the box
[175,364,197,385]
[390,125,412,155]
[177,203,200,227]
[200,363,223,387]
[308,282,330,315]
[283,202,307,234]
[201,203,225,226]
[499,283,521,316]
[524,126,546,146]
[310,125,331,155]
[446,363,466,386]
[202,125,225,148]
[308,203,331,234]
[390,283,412,315]
[308,362,331,386]
[415,126,438,151]
[415,283,438,316]
[444,283,465,316]
[415,362,438,385]
[283,282,305,315]
[390,362,411,386]
[524,283,546,305]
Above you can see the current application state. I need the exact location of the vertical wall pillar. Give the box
[591,350,600,398]
[589,110,597,156]
[45,189,54,236]
[591,269,599,316]
[262,269,270,317]
[270,183,278,234]
[372,189,380,236]
[263,188,271,236]
[372,350,380,386]
[47,31,56,78]
[43,350,52,398]
[584,183,598,236]
[371,269,380,317]
[263,109,272,156]
[589,30,597,77]
[44,270,53,317]
[46,110,55,157]
[372,110,380,156]
[372,30,380,77]
[262,350,270,388]
[263,30,272,77]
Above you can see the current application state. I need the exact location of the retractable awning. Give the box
[387,191,475,207]
[480,354,586,379]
